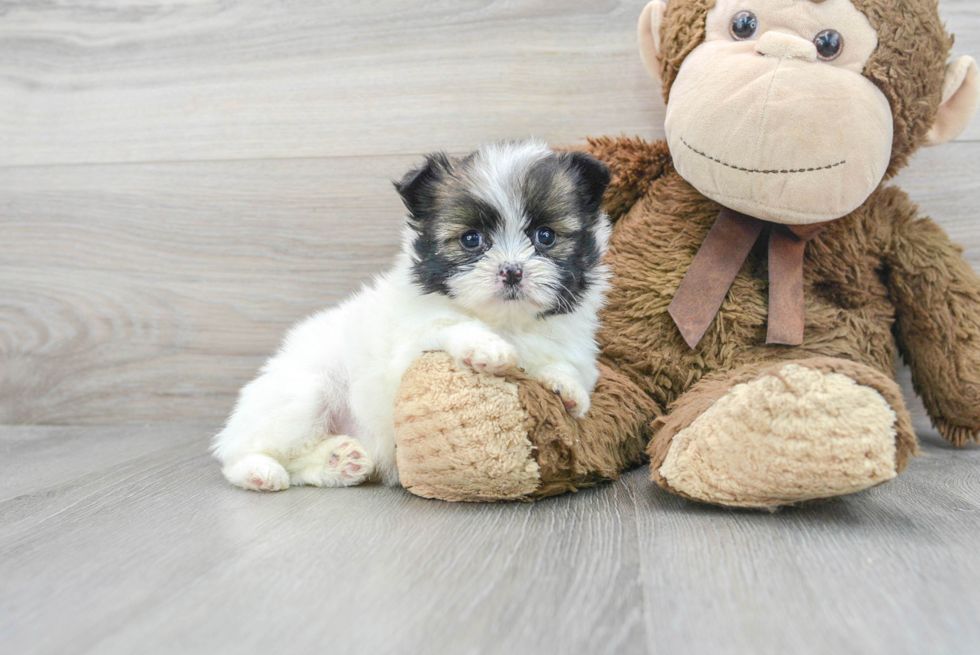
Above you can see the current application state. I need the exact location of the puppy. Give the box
[212,140,612,491]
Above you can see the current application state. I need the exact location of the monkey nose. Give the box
[755,31,817,62]
[499,263,523,286]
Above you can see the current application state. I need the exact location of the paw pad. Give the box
[327,439,371,484]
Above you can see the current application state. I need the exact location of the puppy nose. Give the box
[499,263,523,286]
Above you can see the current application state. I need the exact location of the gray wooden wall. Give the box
[2,0,978,426]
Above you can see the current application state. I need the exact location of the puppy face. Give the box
[395,140,611,317]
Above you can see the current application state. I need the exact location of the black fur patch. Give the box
[409,192,505,295]
[565,151,611,214]
[395,154,506,295]
[524,152,610,316]
[393,152,452,219]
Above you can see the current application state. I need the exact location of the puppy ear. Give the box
[394,153,451,217]
[565,151,611,214]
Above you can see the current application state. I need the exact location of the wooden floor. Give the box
[3,1,980,653]
[1,422,979,655]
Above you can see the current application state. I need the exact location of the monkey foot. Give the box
[648,359,917,509]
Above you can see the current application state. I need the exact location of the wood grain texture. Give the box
[0,424,646,655]
[1,424,978,655]
[634,430,980,655]
[0,0,664,167]
[0,156,411,423]
[1,0,975,169]
[0,0,979,425]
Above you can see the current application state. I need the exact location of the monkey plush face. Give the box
[664,0,889,224]
[639,0,979,225]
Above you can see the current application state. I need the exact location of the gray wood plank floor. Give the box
[1,424,978,655]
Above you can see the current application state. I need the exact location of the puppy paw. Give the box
[289,436,374,488]
[451,337,519,375]
[223,454,291,492]
[535,371,591,418]
[327,438,373,484]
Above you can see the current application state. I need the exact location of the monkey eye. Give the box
[460,229,484,251]
[729,11,758,41]
[814,29,844,61]
[534,226,557,248]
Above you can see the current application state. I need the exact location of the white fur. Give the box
[212,141,610,491]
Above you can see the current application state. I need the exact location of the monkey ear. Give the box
[394,153,451,217]
[638,1,667,84]
[924,56,980,147]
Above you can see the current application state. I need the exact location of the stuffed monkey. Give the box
[392,0,980,508]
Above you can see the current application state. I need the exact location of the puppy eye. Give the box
[460,229,484,251]
[730,11,758,41]
[534,226,557,248]
[814,29,844,61]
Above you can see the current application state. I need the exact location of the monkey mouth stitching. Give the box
[681,138,846,175]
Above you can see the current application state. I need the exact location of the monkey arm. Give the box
[578,136,673,222]
[886,191,980,446]
[392,353,658,501]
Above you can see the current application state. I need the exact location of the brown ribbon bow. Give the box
[668,207,831,349]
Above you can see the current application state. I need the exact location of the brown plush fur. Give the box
[520,362,658,499]
[658,0,715,97]
[584,137,980,448]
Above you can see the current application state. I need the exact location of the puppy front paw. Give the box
[535,371,591,418]
[450,337,519,375]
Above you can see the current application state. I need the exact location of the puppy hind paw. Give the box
[223,454,291,492]
[328,438,373,483]
[290,436,375,488]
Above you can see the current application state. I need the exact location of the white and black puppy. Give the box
[212,140,612,491]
